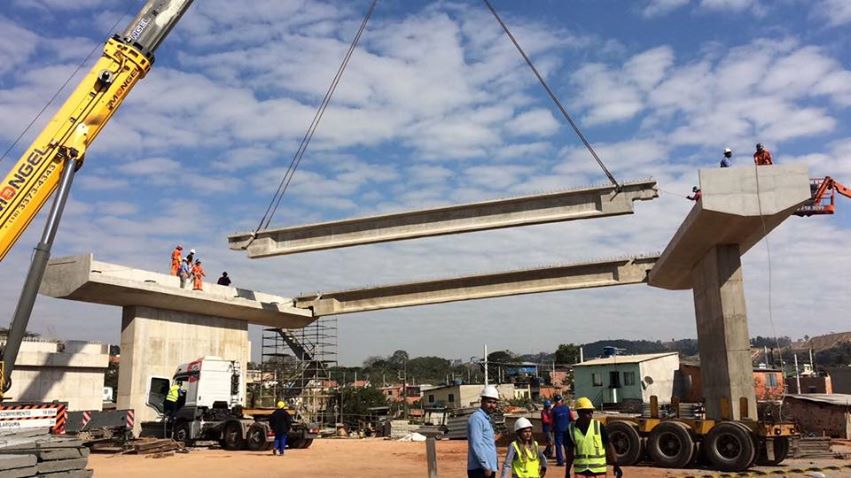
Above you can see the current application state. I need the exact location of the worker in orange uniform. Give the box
[170,244,183,275]
[192,259,206,291]
[753,143,773,166]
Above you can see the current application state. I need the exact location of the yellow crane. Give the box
[0,0,195,398]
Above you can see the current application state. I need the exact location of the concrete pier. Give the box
[40,254,314,430]
[230,179,658,258]
[649,165,810,419]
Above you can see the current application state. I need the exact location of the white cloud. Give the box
[813,0,851,27]
[0,17,38,75]
[504,109,559,137]
[642,0,691,18]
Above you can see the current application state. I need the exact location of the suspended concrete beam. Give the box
[293,255,659,316]
[648,164,810,421]
[230,179,658,258]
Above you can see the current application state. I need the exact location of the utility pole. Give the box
[794,354,801,394]
[484,344,489,385]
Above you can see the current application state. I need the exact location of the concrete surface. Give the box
[649,164,810,290]
[41,254,313,328]
[0,340,108,411]
[692,245,757,420]
[230,179,658,258]
[294,255,658,315]
[117,306,250,432]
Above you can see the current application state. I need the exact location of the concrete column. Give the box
[117,306,250,433]
[691,245,757,420]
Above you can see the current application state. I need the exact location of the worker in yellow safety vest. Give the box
[564,397,622,478]
[500,417,548,478]
[163,381,184,420]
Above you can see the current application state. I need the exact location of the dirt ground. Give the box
[88,438,851,478]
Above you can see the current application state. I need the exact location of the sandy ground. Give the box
[88,439,851,478]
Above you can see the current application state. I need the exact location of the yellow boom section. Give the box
[0,39,151,261]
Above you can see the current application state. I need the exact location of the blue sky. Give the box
[1,0,850,365]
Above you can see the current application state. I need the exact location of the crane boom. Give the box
[0,0,194,398]
[0,0,193,261]
[795,176,851,216]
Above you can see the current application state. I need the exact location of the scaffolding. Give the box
[260,317,338,425]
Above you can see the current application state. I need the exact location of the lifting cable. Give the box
[254,0,379,233]
[481,0,621,189]
[0,0,141,165]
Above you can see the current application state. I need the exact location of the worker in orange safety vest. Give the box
[753,143,773,166]
[192,260,205,291]
[170,244,183,275]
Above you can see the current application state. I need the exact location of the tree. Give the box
[341,386,387,421]
[555,344,580,365]
[389,350,409,369]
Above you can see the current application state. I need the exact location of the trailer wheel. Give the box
[647,421,695,468]
[704,422,756,472]
[246,425,268,451]
[607,421,644,466]
[755,437,790,466]
[221,422,245,450]
[173,421,192,446]
[299,438,313,449]
[288,437,305,449]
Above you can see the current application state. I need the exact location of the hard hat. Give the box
[692,186,699,192]
[177,244,183,249]
[543,400,552,407]
[277,400,285,409]
[190,249,196,254]
[554,394,563,402]
[724,148,732,154]
[513,417,533,432]
[574,397,595,410]
[480,385,499,400]
[756,143,764,150]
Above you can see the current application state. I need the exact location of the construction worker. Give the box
[541,400,554,459]
[501,417,548,478]
[687,186,702,201]
[753,143,773,166]
[551,395,572,466]
[564,397,622,478]
[178,258,192,289]
[192,260,205,291]
[720,148,733,168]
[468,385,500,478]
[270,401,292,456]
[163,381,184,421]
[217,271,231,286]
[170,244,183,275]
[185,248,196,264]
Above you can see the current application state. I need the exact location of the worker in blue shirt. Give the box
[720,147,733,167]
[468,385,500,477]
[550,394,573,466]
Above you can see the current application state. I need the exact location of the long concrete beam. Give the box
[293,255,659,316]
[230,179,658,258]
[40,254,315,328]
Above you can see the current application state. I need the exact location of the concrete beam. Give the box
[294,255,658,316]
[40,254,314,328]
[230,179,658,258]
[648,165,810,290]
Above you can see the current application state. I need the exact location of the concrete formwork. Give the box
[649,165,810,420]
[230,180,658,258]
[40,254,314,432]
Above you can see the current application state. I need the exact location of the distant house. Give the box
[573,352,679,408]
[379,384,421,404]
[826,367,851,394]
[422,383,515,409]
[784,394,851,439]
[677,363,785,402]
[787,375,833,394]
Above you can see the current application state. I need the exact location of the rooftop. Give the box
[574,352,678,367]
[786,394,851,406]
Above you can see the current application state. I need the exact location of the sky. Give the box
[1,0,850,366]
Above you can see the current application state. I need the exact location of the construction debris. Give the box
[791,437,834,458]
[0,428,92,477]
[131,438,187,456]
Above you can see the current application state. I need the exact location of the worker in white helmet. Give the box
[467,385,500,477]
[500,417,548,478]
[720,147,733,168]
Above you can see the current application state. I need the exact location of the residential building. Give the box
[787,375,833,394]
[422,383,515,408]
[826,367,851,394]
[573,352,679,407]
[784,394,851,439]
[677,363,785,402]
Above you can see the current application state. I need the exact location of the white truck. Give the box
[146,356,318,450]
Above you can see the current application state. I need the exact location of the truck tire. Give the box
[173,421,193,446]
[704,422,756,472]
[221,422,245,450]
[755,437,790,466]
[299,438,313,449]
[607,421,644,466]
[647,421,695,468]
[246,425,268,451]
[288,437,305,449]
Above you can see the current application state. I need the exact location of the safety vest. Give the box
[166,384,180,403]
[570,419,607,474]
[510,440,541,478]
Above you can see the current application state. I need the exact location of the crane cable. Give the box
[0,0,140,165]
[254,0,379,233]
[481,0,620,189]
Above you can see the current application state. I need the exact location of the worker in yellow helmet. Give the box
[564,397,622,478]
[500,417,548,478]
[269,400,292,456]
[163,381,184,421]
